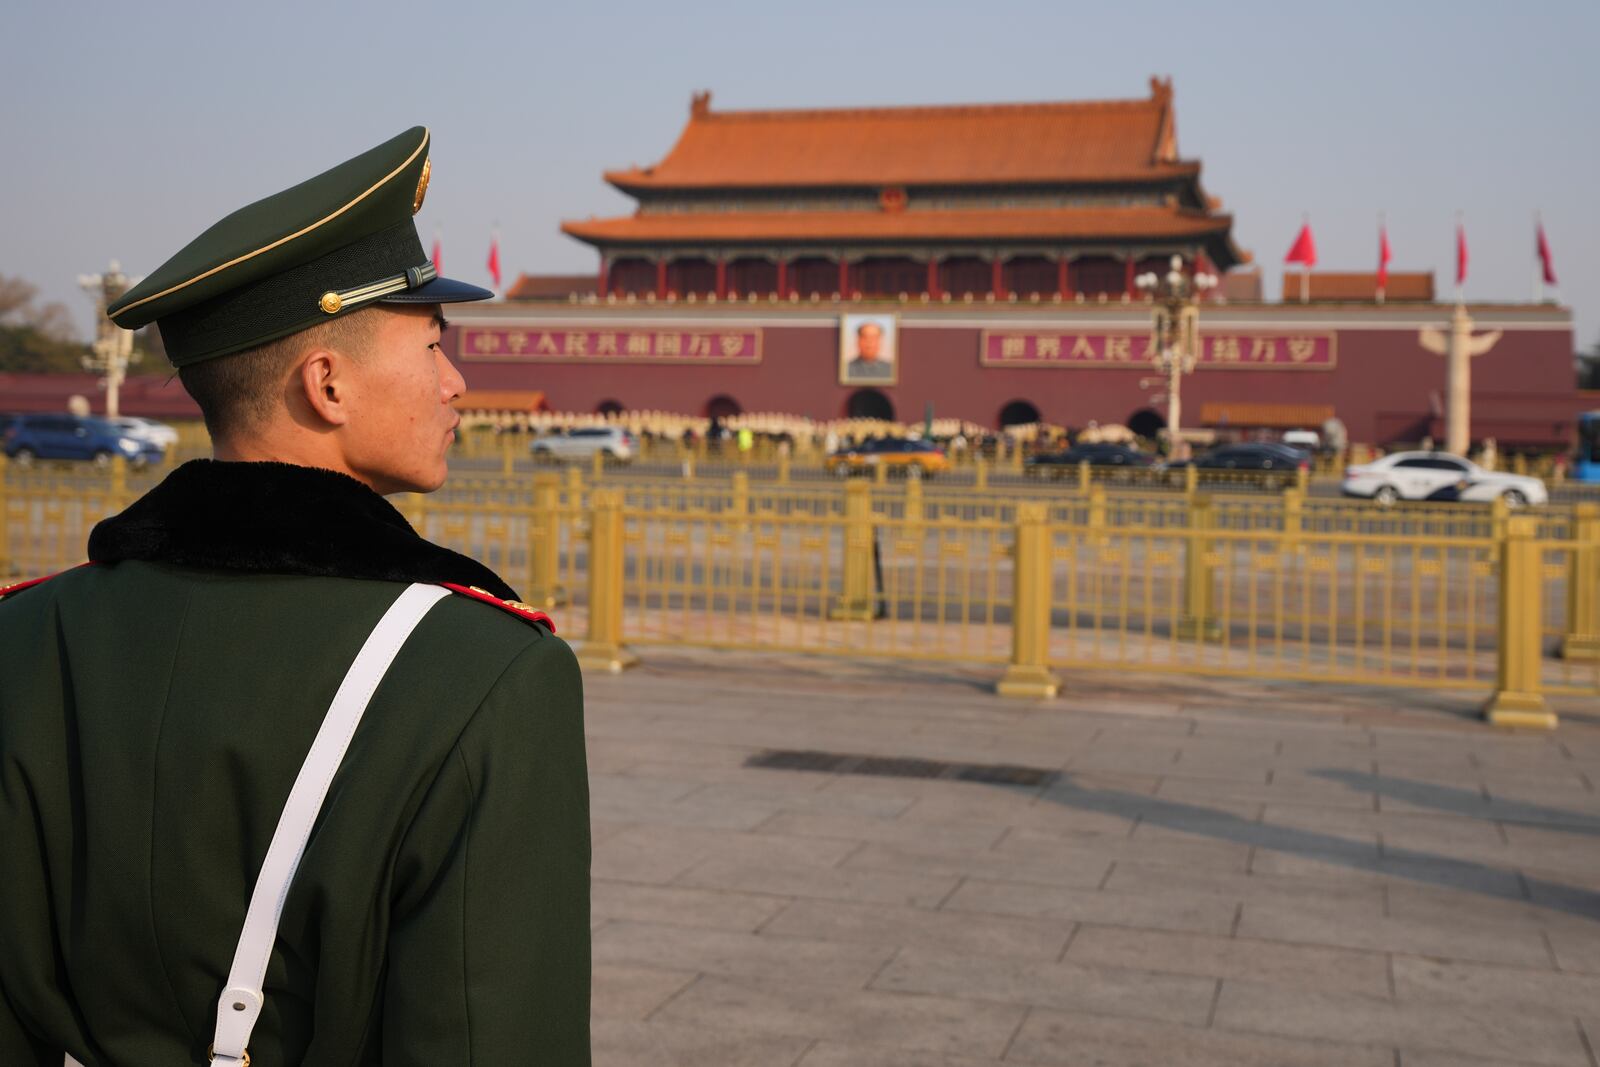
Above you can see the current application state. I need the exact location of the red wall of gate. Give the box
[445,315,1580,447]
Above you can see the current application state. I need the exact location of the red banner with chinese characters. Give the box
[980,331,1336,370]
[459,326,762,364]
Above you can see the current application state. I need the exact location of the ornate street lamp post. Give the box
[77,262,140,419]
[1136,255,1216,460]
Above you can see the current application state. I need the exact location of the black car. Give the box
[1025,443,1155,479]
[1165,443,1311,481]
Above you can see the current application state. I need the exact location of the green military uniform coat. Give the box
[0,461,590,1066]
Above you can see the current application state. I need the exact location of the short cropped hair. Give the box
[178,309,376,438]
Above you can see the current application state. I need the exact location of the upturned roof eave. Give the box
[560,214,1236,250]
[602,161,1204,195]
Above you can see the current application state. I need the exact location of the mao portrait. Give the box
[839,314,898,386]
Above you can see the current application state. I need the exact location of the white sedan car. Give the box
[1342,451,1546,507]
[108,417,180,448]
[529,426,635,462]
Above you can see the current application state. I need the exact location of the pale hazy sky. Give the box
[5,1,1597,350]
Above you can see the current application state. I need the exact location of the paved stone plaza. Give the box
[581,648,1600,1066]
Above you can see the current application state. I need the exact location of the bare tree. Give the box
[0,273,89,372]
[0,275,40,320]
[0,274,78,340]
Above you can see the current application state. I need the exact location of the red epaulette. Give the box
[0,563,90,602]
[440,583,557,634]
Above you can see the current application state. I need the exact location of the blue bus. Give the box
[1577,411,1600,483]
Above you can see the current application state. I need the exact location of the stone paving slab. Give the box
[1006,1009,1394,1067]
[593,1019,812,1067]
[1212,980,1592,1065]
[651,975,1026,1059]
[582,647,1600,1065]
[1062,924,1392,998]
[761,898,1073,962]
[594,920,895,989]
[871,947,1219,1026]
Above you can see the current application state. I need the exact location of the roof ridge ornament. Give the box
[691,90,712,118]
[1150,75,1178,163]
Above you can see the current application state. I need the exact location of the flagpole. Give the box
[1534,210,1542,304]
[1376,211,1385,305]
[1455,211,1464,306]
[1302,212,1309,304]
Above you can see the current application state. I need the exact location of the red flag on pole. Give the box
[1285,220,1316,303]
[1376,223,1392,298]
[1284,222,1317,268]
[486,232,502,290]
[431,233,443,276]
[1537,219,1557,286]
[1455,223,1469,288]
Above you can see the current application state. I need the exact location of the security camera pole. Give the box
[77,262,141,419]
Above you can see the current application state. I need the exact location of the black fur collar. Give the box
[89,460,519,600]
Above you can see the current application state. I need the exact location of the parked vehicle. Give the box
[529,426,635,462]
[1575,411,1600,484]
[1341,452,1547,507]
[1281,429,1321,452]
[1025,443,1155,480]
[1164,442,1311,485]
[3,414,166,467]
[825,437,948,477]
[107,416,180,448]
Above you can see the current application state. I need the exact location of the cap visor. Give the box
[380,275,495,305]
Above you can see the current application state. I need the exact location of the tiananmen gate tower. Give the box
[560,77,1244,304]
[452,78,1579,447]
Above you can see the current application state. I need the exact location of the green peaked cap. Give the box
[108,126,491,368]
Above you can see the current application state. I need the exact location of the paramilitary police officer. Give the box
[0,128,590,1065]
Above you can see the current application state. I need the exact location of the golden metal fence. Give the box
[5,457,1597,727]
[1042,517,1502,688]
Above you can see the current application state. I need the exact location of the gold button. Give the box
[319,292,343,314]
[413,158,431,215]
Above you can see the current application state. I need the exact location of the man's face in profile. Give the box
[857,323,884,361]
[340,303,464,496]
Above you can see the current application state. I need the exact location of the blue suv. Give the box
[3,414,166,468]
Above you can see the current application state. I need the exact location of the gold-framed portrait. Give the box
[839,313,898,386]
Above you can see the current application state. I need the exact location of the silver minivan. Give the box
[529,426,635,462]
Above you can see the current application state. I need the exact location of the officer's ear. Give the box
[297,346,354,428]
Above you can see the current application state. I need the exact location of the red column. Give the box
[656,259,668,299]
[597,256,609,297]
[1057,257,1071,299]
[715,257,728,300]
[992,257,1005,299]
[1123,258,1136,299]
[927,258,940,298]
[837,258,849,296]
[776,258,788,299]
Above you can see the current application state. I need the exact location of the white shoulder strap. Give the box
[208,582,449,1067]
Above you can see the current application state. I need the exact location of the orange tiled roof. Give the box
[1200,402,1335,428]
[562,204,1231,245]
[453,390,548,412]
[606,79,1191,190]
[1280,272,1435,302]
[505,273,596,300]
